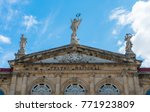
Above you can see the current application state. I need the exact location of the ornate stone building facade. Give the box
[0,16,150,95]
[1,38,150,95]
[0,40,150,95]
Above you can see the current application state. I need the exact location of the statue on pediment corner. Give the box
[125,33,133,52]
[15,34,27,59]
[125,33,135,58]
[20,34,27,50]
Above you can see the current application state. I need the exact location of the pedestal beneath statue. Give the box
[71,33,79,44]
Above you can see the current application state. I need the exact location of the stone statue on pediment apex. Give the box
[70,13,81,45]
[71,18,81,35]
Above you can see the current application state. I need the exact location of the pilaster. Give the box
[55,73,61,95]
[128,75,136,94]
[121,70,129,95]
[16,74,22,94]
[89,74,95,95]
[21,73,28,95]
[9,72,17,95]
[133,73,140,95]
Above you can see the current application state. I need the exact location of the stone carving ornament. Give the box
[58,53,88,63]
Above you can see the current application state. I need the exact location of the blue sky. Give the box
[0,0,150,67]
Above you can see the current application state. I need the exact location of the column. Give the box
[55,74,61,95]
[21,73,28,95]
[9,72,17,95]
[133,73,140,95]
[89,74,95,95]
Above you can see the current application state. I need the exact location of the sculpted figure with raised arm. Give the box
[70,13,81,44]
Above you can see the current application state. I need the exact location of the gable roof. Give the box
[8,44,141,66]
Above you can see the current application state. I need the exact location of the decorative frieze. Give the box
[16,64,135,72]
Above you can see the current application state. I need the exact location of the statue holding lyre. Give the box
[70,13,81,44]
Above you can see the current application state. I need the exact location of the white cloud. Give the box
[110,8,128,36]
[41,16,51,34]
[0,51,14,67]
[7,0,29,4]
[41,11,59,35]
[0,35,11,44]
[110,0,150,67]
[7,9,18,21]
[118,42,125,54]
[112,29,117,35]
[0,0,27,31]
[109,7,130,26]
[7,0,18,4]
[117,40,123,46]
[23,15,38,30]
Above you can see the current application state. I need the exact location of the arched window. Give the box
[0,89,4,95]
[98,84,120,95]
[64,83,86,95]
[146,89,150,95]
[31,84,52,95]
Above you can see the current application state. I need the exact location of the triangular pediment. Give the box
[35,53,115,64]
[9,44,141,66]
